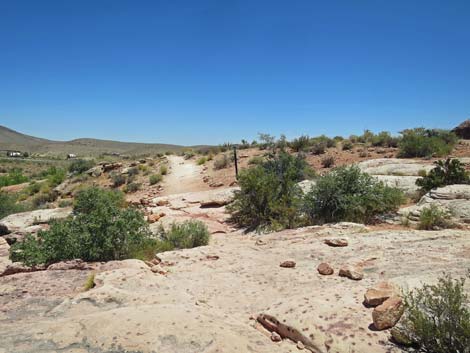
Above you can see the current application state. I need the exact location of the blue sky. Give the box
[1,0,469,145]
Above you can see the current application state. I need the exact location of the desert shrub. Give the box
[110,172,126,187]
[26,181,42,196]
[214,154,230,170]
[371,131,400,148]
[0,169,28,187]
[0,192,28,219]
[183,150,195,160]
[149,174,162,185]
[392,274,470,353]
[58,199,73,208]
[248,156,264,165]
[359,149,369,158]
[46,167,66,187]
[127,167,139,177]
[258,133,276,151]
[418,204,451,230]
[124,182,141,193]
[160,220,210,249]
[197,157,207,165]
[227,152,309,231]
[32,190,58,207]
[310,142,327,155]
[10,187,152,266]
[303,165,405,224]
[416,158,469,193]
[160,165,168,175]
[398,128,457,158]
[68,159,95,174]
[138,164,150,174]
[342,140,353,150]
[290,135,311,152]
[321,155,335,168]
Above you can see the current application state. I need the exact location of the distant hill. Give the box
[0,125,200,157]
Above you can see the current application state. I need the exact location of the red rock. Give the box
[324,238,348,247]
[364,282,397,307]
[280,260,296,268]
[372,296,404,330]
[317,263,334,275]
[339,265,363,280]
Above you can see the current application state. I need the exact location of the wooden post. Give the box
[233,145,238,179]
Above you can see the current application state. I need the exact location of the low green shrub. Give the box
[418,204,451,230]
[149,174,163,185]
[416,158,469,193]
[0,169,28,187]
[342,140,353,150]
[160,165,168,175]
[289,135,311,152]
[83,273,95,291]
[197,157,207,165]
[68,159,95,174]
[32,190,58,207]
[10,187,152,266]
[392,274,470,353]
[303,165,405,224]
[227,152,309,231]
[160,220,210,249]
[124,182,141,193]
[398,128,457,158]
[110,172,126,187]
[310,142,327,155]
[0,192,28,219]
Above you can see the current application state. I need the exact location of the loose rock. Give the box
[324,238,348,247]
[280,260,296,268]
[339,265,363,280]
[317,262,334,275]
[372,296,404,330]
[364,282,397,307]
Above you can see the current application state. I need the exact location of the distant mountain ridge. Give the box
[0,125,197,157]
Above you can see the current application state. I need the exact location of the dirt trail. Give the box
[161,155,210,196]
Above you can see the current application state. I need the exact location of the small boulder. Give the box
[372,296,404,330]
[339,265,363,280]
[280,260,296,268]
[324,238,348,247]
[317,262,334,275]
[47,259,93,271]
[364,282,397,307]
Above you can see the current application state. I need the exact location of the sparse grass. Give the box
[124,182,141,193]
[248,156,264,165]
[160,165,168,175]
[83,273,95,291]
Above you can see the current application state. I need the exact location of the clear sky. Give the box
[1,1,469,145]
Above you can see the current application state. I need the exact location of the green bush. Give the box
[416,158,469,193]
[418,204,451,230]
[124,182,141,193]
[197,157,207,165]
[310,142,327,155]
[342,140,353,150]
[227,152,308,231]
[392,274,470,353]
[289,135,310,152]
[10,187,152,266]
[149,174,163,185]
[303,165,405,224]
[68,159,95,174]
[110,172,126,187]
[398,128,457,158]
[0,192,28,219]
[160,220,210,249]
[43,166,66,187]
[160,165,168,175]
[0,169,29,187]
[214,154,230,170]
[32,190,58,207]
